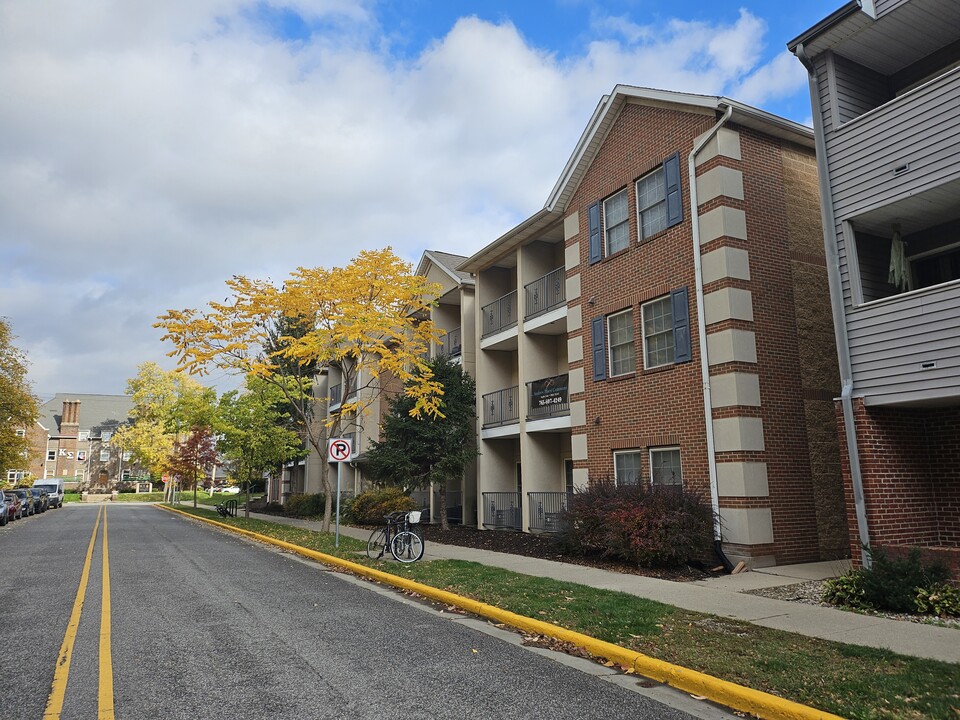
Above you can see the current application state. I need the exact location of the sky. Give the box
[0,0,843,399]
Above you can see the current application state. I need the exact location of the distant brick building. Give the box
[18,394,143,490]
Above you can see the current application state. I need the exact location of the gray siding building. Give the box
[790,0,960,573]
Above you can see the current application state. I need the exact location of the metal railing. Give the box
[481,290,518,337]
[482,492,522,531]
[482,386,520,428]
[524,267,566,320]
[329,383,342,407]
[528,492,571,533]
[406,490,464,524]
[526,373,569,420]
[438,327,462,357]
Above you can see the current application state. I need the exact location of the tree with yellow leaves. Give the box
[155,248,444,531]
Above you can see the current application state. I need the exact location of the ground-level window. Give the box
[7,470,19,482]
[607,309,635,376]
[614,451,643,485]
[650,447,682,487]
[122,469,131,481]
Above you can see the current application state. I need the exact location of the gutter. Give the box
[795,43,871,567]
[688,104,733,559]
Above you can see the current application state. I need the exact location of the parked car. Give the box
[218,486,240,495]
[32,478,64,508]
[29,488,49,513]
[3,492,22,520]
[11,489,35,516]
[0,496,7,526]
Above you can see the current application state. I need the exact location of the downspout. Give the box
[688,103,733,571]
[796,43,871,567]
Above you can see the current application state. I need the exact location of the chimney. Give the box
[61,399,81,437]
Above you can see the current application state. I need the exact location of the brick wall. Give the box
[566,101,844,564]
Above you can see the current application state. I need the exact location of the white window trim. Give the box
[15,429,25,438]
[635,166,667,241]
[613,449,643,486]
[46,450,57,461]
[607,308,635,377]
[650,446,683,488]
[641,295,675,370]
[603,188,629,256]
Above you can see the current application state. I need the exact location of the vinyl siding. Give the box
[847,282,960,403]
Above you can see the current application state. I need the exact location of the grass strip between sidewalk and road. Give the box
[162,505,960,720]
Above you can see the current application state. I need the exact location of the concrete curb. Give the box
[159,505,845,720]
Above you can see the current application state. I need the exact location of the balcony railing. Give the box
[481,290,518,338]
[526,374,569,420]
[482,492,521,531]
[438,326,462,357]
[329,383,342,407]
[482,386,520,428]
[528,492,571,533]
[407,490,464,524]
[524,267,566,320]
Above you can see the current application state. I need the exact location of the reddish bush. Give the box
[557,479,714,567]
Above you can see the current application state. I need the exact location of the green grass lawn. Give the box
[170,506,960,720]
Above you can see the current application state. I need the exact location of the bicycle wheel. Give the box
[366,527,389,560]
[390,530,424,563]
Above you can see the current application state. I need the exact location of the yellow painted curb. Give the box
[159,505,845,720]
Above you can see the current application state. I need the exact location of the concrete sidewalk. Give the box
[244,511,959,664]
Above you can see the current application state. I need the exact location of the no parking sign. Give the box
[327,438,352,462]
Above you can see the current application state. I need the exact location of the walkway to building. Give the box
[243,511,958,664]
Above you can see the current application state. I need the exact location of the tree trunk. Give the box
[438,481,448,531]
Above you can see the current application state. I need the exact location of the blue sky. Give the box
[0,0,845,395]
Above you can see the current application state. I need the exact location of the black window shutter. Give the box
[671,287,691,363]
[588,201,602,264]
[664,152,683,228]
[591,316,607,381]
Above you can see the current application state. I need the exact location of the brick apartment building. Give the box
[17,394,143,490]
[460,86,849,568]
[789,0,960,572]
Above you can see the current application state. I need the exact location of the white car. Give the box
[218,486,241,494]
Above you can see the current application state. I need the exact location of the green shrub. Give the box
[557,479,714,568]
[351,487,416,525]
[283,493,326,518]
[914,582,960,617]
[860,546,949,613]
[822,572,869,610]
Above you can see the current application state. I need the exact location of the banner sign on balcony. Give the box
[530,374,569,409]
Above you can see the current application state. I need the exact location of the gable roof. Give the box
[36,393,134,439]
[459,85,814,272]
[417,250,474,285]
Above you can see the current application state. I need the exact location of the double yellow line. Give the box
[44,504,114,720]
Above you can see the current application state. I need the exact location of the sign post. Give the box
[327,438,353,546]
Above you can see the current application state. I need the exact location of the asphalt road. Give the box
[0,504,730,719]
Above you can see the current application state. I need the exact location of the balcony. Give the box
[827,66,960,223]
[437,326,462,358]
[482,491,521,531]
[526,374,569,420]
[481,290,518,339]
[524,267,566,320]
[481,386,519,429]
[527,492,571,533]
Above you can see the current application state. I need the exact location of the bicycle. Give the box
[366,510,425,563]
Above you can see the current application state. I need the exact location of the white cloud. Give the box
[0,2,806,395]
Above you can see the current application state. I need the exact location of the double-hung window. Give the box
[614,451,643,485]
[46,450,56,461]
[636,167,667,240]
[642,296,675,368]
[607,309,635,377]
[650,447,682,487]
[603,189,629,256]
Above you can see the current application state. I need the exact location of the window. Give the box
[122,451,131,462]
[636,167,667,240]
[7,470,18,482]
[614,451,643,485]
[101,431,112,443]
[78,431,89,441]
[75,469,84,478]
[603,189,629,255]
[99,450,110,462]
[642,297,675,368]
[77,450,86,462]
[650,447,682,487]
[15,429,25,438]
[607,309,635,376]
[122,469,131,480]
[46,450,56,461]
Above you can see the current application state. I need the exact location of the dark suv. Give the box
[11,488,35,516]
[29,488,49,513]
